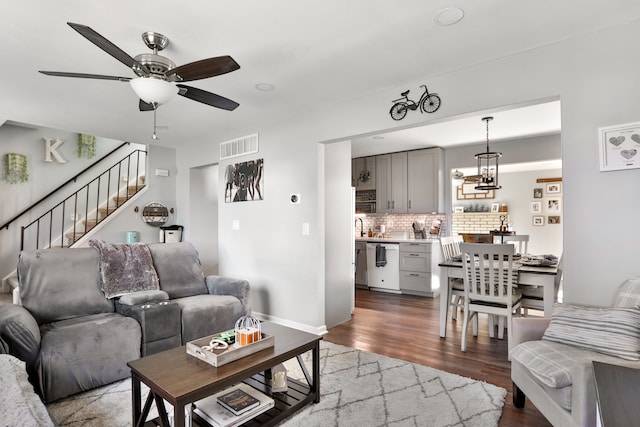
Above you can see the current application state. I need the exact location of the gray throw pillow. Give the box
[89,240,160,299]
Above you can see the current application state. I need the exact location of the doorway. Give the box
[189,164,219,275]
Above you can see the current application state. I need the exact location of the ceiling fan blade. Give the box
[167,56,240,82]
[139,99,155,111]
[177,84,239,111]
[67,22,150,74]
[39,71,131,81]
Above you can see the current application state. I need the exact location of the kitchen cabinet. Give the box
[376,152,407,213]
[352,156,376,191]
[399,242,442,297]
[407,148,443,213]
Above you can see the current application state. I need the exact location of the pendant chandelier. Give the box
[475,116,502,190]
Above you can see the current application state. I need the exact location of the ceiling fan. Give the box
[39,22,240,113]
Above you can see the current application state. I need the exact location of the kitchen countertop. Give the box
[355,237,440,244]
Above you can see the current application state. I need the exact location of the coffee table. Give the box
[128,322,322,427]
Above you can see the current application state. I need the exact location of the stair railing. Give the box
[20,149,147,250]
[1,142,131,231]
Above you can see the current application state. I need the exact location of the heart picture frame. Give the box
[599,121,640,172]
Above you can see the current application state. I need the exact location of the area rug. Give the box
[47,341,506,427]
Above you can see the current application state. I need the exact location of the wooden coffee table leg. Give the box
[312,341,320,403]
[131,374,142,427]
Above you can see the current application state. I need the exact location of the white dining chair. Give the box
[440,236,465,320]
[520,254,563,315]
[459,243,522,353]
[502,235,529,254]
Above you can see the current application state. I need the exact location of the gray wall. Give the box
[175,20,640,333]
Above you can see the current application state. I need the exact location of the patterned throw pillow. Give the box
[89,239,160,299]
[542,303,640,361]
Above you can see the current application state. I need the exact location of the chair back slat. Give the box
[460,243,516,304]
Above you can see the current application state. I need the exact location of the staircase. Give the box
[65,178,146,245]
[19,148,148,251]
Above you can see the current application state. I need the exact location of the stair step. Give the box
[65,231,85,244]
[98,207,118,218]
[83,218,101,231]
[112,196,129,205]
[127,184,146,195]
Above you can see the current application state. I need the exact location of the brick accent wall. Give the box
[451,212,509,235]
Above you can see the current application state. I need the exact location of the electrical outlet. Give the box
[232,220,240,230]
[302,223,310,235]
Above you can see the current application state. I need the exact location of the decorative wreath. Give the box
[358,170,371,183]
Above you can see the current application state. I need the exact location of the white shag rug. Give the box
[48,341,506,427]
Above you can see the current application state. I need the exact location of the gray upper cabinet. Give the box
[352,156,376,191]
[376,152,407,213]
[407,148,444,213]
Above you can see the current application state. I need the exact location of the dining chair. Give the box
[501,235,529,254]
[459,243,522,353]
[440,236,465,320]
[520,254,563,315]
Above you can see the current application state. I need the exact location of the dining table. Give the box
[438,259,559,338]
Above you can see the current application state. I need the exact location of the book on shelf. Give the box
[193,383,275,427]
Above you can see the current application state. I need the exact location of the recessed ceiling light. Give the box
[434,7,464,26]
[255,83,275,92]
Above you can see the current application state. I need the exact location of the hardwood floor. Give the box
[323,288,551,427]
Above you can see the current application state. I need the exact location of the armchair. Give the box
[510,277,640,427]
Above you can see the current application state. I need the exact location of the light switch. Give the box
[302,223,310,235]
[232,220,240,230]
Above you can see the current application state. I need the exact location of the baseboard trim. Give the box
[252,311,328,336]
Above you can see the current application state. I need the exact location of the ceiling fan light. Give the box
[129,77,177,105]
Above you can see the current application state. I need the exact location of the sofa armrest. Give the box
[0,304,41,366]
[512,317,551,348]
[205,276,251,314]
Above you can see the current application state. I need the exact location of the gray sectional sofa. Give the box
[0,241,250,403]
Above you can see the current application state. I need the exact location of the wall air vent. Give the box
[220,133,259,160]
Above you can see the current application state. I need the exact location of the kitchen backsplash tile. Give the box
[355,213,447,239]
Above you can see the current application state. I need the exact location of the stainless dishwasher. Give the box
[355,241,368,288]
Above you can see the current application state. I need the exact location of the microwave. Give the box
[355,201,376,214]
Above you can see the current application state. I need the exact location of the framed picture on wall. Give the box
[546,183,561,194]
[598,121,640,172]
[533,188,543,198]
[548,215,561,224]
[532,216,544,226]
[546,198,561,213]
[491,203,500,212]
[531,201,542,213]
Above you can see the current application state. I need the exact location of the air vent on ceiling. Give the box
[220,133,259,160]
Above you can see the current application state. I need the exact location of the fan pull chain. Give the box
[152,103,159,140]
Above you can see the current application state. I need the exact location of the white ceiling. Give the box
[1,1,639,149]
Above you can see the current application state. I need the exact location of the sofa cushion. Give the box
[0,354,55,426]
[18,248,114,324]
[171,294,247,343]
[89,240,160,299]
[147,242,207,299]
[37,313,141,402]
[511,340,590,388]
[614,276,640,308]
[542,303,640,360]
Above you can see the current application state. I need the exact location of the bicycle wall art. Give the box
[389,84,441,121]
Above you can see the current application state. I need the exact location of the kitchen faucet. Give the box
[355,217,364,237]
